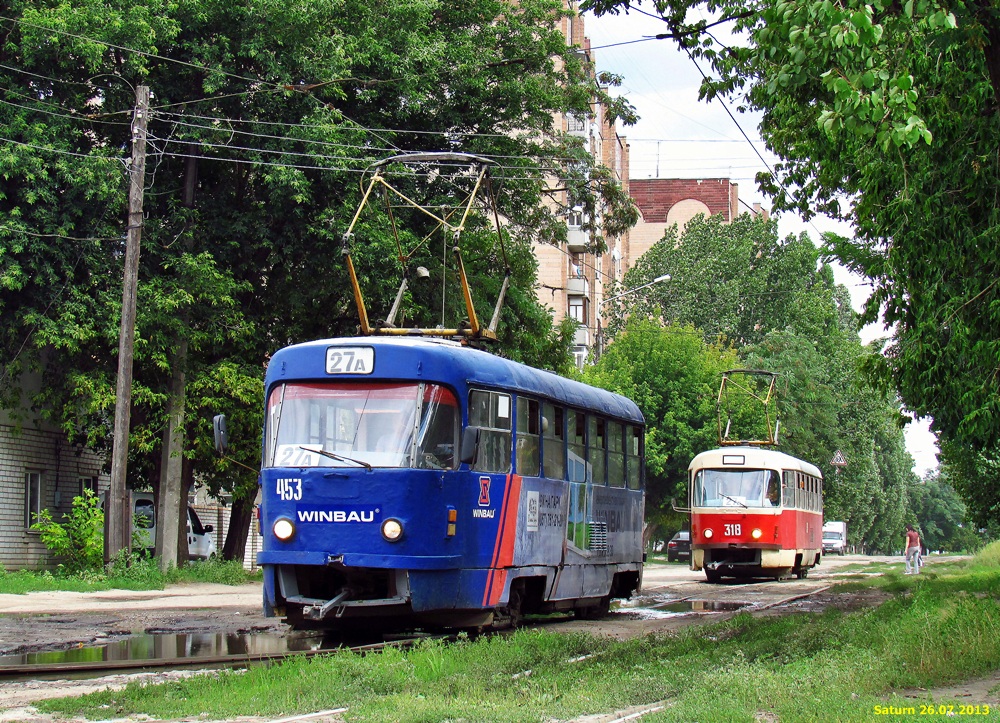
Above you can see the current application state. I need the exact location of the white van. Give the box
[822,521,848,556]
[132,493,218,560]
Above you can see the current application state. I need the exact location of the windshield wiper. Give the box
[720,493,747,509]
[299,446,372,470]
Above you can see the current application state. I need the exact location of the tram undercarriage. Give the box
[267,563,640,631]
[695,547,819,582]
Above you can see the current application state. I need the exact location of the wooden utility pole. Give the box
[105,85,150,565]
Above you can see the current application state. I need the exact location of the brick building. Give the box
[628,178,740,261]
[0,374,108,570]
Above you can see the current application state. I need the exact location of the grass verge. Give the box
[0,556,260,594]
[34,550,1000,722]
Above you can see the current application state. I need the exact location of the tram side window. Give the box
[767,470,780,506]
[567,410,587,483]
[607,420,625,488]
[542,403,566,480]
[782,471,796,509]
[516,398,540,477]
[588,416,606,485]
[469,390,512,473]
[626,425,643,490]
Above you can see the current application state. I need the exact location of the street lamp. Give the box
[601,273,671,306]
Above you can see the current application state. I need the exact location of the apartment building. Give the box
[534,8,633,369]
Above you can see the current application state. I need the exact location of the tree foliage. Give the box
[30,490,105,575]
[581,0,1000,510]
[600,214,916,549]
[0,0,633,557]
[908,472,982,553]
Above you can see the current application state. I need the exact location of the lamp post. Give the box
[600,273,671,307]
[595,273,670,359]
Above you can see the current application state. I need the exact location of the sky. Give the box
[583,9,940,477]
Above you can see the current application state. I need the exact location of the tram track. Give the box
[0,580,834,684]
[0,634,450,682]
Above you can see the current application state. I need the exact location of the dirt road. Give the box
[0,553,892,656]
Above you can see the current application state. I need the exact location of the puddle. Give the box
[0,630,335,667]
[618,593,751,620]
[650,600,749,613]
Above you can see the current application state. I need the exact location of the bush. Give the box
[30,489,104,575]
[972,540,1000,568]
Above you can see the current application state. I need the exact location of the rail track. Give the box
[0,634,455,681]
[0,579,833,682]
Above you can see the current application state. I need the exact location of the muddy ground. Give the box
[0,555,886,657]
[0,556,997,718]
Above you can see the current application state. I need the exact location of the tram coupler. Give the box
[304,589,352,620]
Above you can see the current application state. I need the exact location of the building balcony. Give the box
[567,277,589,295]
[573,325,590,347]
[567,225,588,252]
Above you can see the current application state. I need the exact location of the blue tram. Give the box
[256,336,645,630]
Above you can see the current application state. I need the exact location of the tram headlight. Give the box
[273,517,295,541]
[703,528,714,539]
[381,518,404,542]
[751,528,763,540]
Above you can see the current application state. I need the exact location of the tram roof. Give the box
[688,446,822,478]
[266,337,645,425]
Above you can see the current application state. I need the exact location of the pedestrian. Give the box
[904,524,921,574]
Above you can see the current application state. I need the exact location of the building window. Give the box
[79,476,99,497]
[567,113,586,133]
[567,207,585,227]
[568,296,588,325]
[25,471,43,528]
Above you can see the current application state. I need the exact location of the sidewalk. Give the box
[0,582,262,614]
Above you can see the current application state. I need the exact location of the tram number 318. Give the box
[724,523,742,536]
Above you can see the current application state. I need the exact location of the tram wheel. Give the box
[506,588,524,628]
[577,595,611,620]
[795,567,809,579]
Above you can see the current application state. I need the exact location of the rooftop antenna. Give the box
[341,152,511,343]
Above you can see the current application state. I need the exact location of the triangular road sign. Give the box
[831,449,848,467]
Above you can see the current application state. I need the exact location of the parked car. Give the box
[667,530,691,562]
[132,493,217,560]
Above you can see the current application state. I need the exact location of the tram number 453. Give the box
[724,523,742,536]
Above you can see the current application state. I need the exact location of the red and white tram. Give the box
[688,446,823,582]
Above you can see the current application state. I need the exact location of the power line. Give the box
[0,15,293,94]
[0,135,126,162]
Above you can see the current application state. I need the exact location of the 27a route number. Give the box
[325,346,374,375]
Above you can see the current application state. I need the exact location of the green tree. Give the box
[908,472,982,553]
[605,212,915,550]
[581,0,1000,518]
[607,215,850,348]
[0,0,635,561]
[937,441,1000,532]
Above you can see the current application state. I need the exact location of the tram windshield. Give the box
[264,382,458,470]
[691,468,781,508]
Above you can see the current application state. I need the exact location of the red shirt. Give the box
[906,529,920,549]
